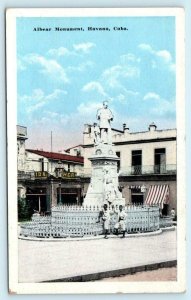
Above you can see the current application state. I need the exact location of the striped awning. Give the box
[145,185,169,208]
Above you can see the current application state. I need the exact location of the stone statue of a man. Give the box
[96,101,113,144]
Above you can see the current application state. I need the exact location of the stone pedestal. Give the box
[84,143,125,207]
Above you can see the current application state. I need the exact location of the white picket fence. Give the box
[20,204,161,238]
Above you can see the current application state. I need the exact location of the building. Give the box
[65,144,84,157]
[17,122,177,217]
[82,122,177,215]
[17,125,84,215]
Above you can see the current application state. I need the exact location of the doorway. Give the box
[131,194,144,205]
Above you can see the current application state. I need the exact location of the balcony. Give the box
[18,164,176,179]
[79,164,176,177]
[119,164,176,176]
[78,169,92,177]
[18,171,35,180]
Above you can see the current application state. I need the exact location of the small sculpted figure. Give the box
[104,170,118,205]
[93,122,101,145]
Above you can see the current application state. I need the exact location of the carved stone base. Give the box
[84,153,125,207]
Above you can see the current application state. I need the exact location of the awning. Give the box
[145,185,169,208]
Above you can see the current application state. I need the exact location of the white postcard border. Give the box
[6,7,186,294]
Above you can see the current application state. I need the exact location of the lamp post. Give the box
[58,182,62,205]
[39,189,42,214]
[50,178,53,207]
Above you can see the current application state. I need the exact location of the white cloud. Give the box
[151,99,175,116]
[19,88,67,103]
[18,88,67,114]
[125,90,139,97]
[157,50,172,63]
[102,63,140,88]
[47,47,73,57]
[27,101,46,113]
[138,43,153,52]
[19,89,44,102]
[143,92,175,117]
[77,101,100,116]
[115,90,139,104]
[73,42,96,53]
[138,43,175,72]
[67,61,94,72]
[120,53,140,64]
[45,111,60,118]
[46,89,67,100]
[143,92,160,101]
[23,53,69,83]
[100,52,140,89]
[82,81,107,96]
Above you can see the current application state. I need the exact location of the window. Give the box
[88,125,91,134]
[116,151,121,172]
[154,148,166,174]
[131,150,142,175]
[74,149,81,156]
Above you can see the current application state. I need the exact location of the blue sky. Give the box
[17,16,176,151]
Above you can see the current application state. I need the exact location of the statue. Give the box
[96,101,113,144]
[104,170,119,205]
[84,101,125,207]
[93,122,101,145]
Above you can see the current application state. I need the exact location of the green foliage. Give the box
[18,198,32,222]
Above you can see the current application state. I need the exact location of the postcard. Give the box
[6,7,185,294]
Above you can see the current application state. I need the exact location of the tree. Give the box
[18,198,32,221]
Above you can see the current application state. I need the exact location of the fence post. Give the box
[148,207,150,231]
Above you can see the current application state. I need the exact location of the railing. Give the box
[78,169,92,177]
[119,164,176,176]
[19,204,162,238]
[18,170,84,180]
[18,171,35,180]
[79,165,176,177]
[18,164,176,180]
[131,165,142,175]
[159,216,174,228]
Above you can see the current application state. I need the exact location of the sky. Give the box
[17,16,176,151]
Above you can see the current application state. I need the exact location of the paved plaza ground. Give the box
[18,229,176,283]
[96,267,177,281]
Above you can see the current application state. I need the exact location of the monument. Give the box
[83,101,125,207]
[19,101,162,239]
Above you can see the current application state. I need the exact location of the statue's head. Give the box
[103,101,108,108]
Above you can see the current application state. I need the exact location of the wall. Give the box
[83,140,176,173]
[17,139,26,172]
[25,151,83,175]
[83,177,176,214]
